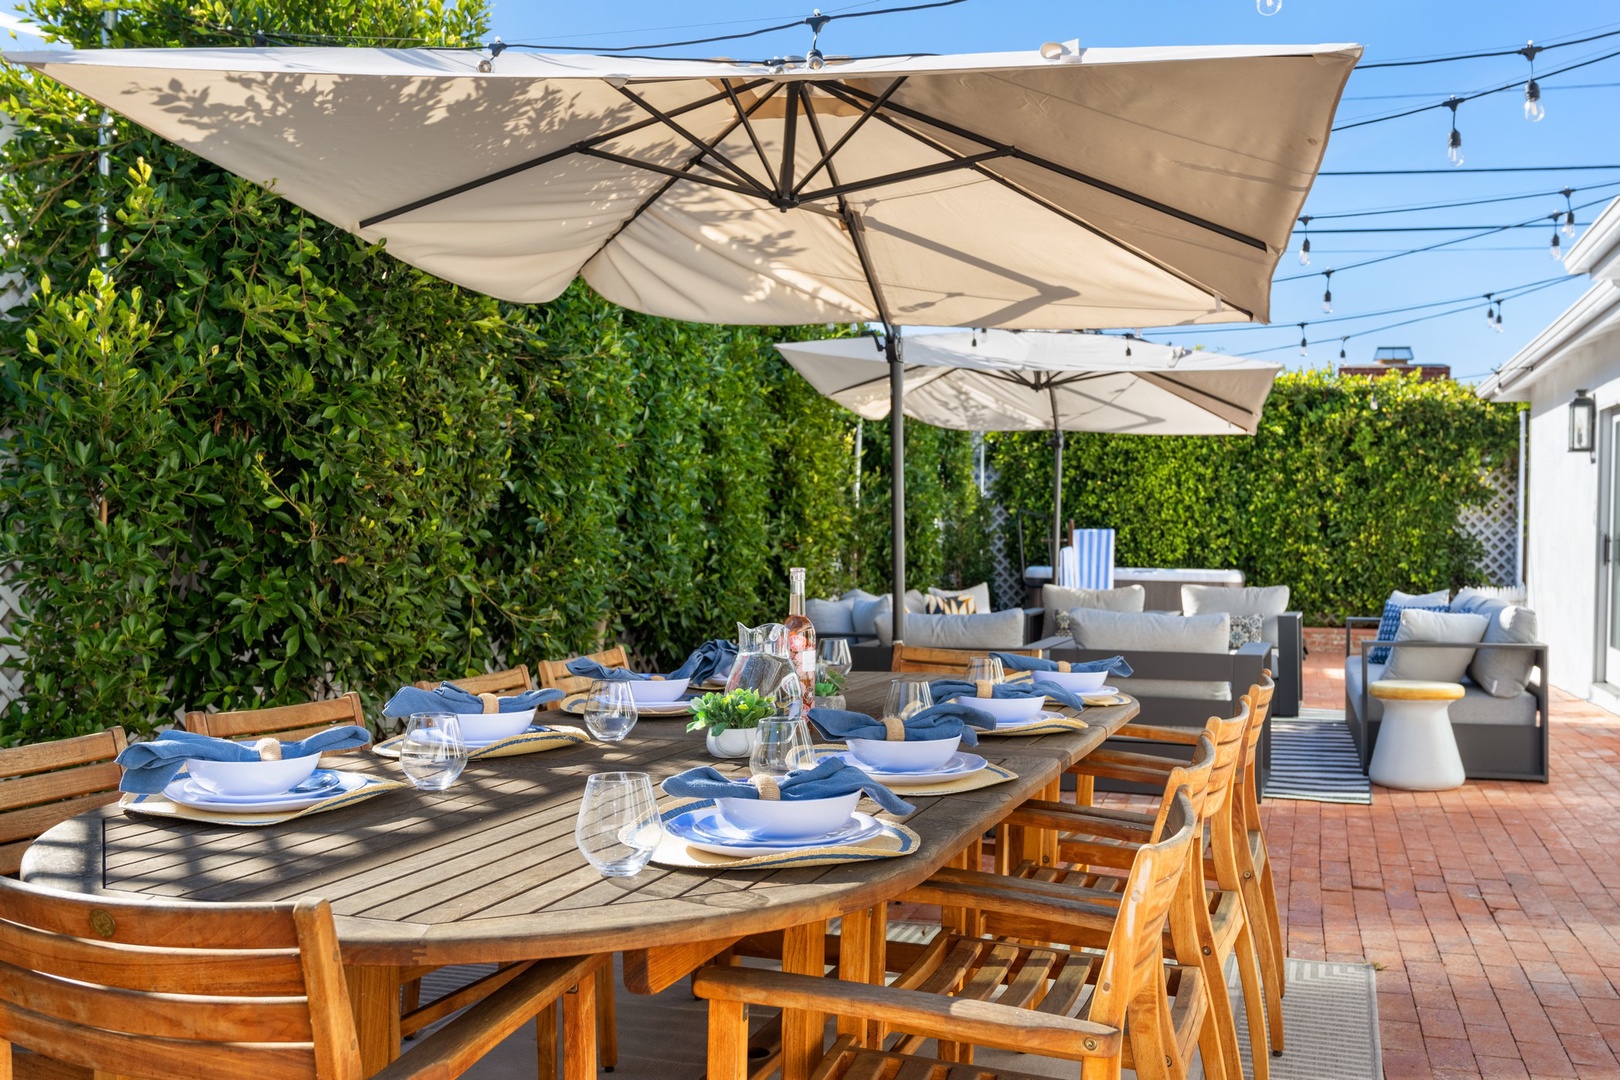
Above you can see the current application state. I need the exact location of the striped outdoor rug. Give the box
[1265,706,1372,805]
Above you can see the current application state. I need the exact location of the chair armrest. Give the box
[1112,722,1202,745]
[1235,641,1273,658]
[1359,639,1548,655]
[1024,634,1073,654]
[692,965,1123,1060]
[1345,616,1381,656]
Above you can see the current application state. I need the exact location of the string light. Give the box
[1483,293,1496,327]
[1561,188,1577,236]
[1298,216,1312,266]
[1494,298,1505,332]
[1322,269,1334,314]
[1445,98,1464,166]
[476,37,504,72]
[1522,41,1545,121]
[1339,337,1348,360]
[1256,0,1282,14]
[1549,215,1564,260]
[1298,324,1308,357]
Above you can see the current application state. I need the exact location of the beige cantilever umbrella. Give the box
[10,40,1357,636]
[778,329,1282,564]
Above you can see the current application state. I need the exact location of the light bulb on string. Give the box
[1339,337,1348,361]
[1445,98,1464,167]
[1256,0,1282,14]
[1297,216,1311,266]
[1494,300,1505,333]
[1321,269,1333,315]
[1298,324,1308,358]
[1550,217,1564,261]
[1484,294,1496,328]
[1521,42,1545,122]
[1561,188,1577,237]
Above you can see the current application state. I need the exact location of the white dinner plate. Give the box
[993,711,1071,731]
[1085,686,1119,697]
[165,770,367,812]
[180,768,343,803]
[667,808,883,857]
[833,751,988,786]
[462,724,548,750]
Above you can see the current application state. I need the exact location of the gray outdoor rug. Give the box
[1265,706,1372,804]
[447,936,1381,1080]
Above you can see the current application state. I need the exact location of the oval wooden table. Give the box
[23,672,1137,1078]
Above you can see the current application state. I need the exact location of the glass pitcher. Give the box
[726,622,793,695]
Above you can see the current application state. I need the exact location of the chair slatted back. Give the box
[1237,673,1277,829]
[182,693,366,748]
[412,665,534,695]
[1086,789,1197,1034]
[0,729,128,877]
[0,876,362,1080]
[536,647,630,703]
[889,644,1040,674]
[1199,699,1252,824]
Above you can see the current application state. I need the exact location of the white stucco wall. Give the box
[1520,323,1620,698]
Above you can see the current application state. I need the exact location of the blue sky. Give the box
[8,0,1619,383]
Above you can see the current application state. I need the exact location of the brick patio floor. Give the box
[1270,648,1620,1079]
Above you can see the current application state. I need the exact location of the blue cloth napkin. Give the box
[382,684,562,718]
[660,758,914,817]
[927,678,1088,713]
[116,726,372,794]
[567,639,738,685]
[808,703,996,747]
[992,652,1134,678]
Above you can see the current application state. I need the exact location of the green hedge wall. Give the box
[989,369,1522,623]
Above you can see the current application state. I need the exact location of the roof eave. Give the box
[1566,196,1620,279]
[1479,278,1620,401]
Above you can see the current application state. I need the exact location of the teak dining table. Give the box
[22,670,1138,1079]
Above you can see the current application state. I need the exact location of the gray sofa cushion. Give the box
[1115,677,1232,702]
[1346,658,1537,726]
[845,589,926,637]
[1181,584,1290,644]
[1383,609,1487,682]
[1069,609,1230,654]
[1468,602,1539,698]
[929,583,992,614]
[805,598,856,637]
[1040,584,1145,638]
[879,609,1026,650]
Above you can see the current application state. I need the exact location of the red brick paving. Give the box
[1268,645,1620,1079]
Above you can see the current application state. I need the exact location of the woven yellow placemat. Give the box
[978,713,1089,737]
[559,693,693,718]
[809,745,1017,796]
[372,726,591,760]
[1082,693,1131,707]
[119,774,406,827]
[652,799,920,870]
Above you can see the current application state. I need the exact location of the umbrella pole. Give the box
[1050,386,1064,582]
[888,332,906,643]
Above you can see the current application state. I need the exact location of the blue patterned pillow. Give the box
[1369,601,1448,664]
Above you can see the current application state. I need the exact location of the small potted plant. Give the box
[813,665,847,711]
[687,688,775,759]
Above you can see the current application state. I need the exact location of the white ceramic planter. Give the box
[705,727,758,759]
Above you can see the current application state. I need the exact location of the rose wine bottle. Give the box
[783,567,817,710]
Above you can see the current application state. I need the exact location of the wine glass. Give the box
[574,772,661,877]
[583,680,639,742]
[750,717,816,779]
[820,638,852,678]
[398,713,467,791]
[965,656,1004,685]
[885,679,934,720]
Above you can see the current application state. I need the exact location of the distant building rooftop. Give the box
[1339,345,1450,381]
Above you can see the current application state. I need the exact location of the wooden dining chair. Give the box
[1234,674,1286,1036]
[889,644,1040,674]
[536,647,630,701]
[412,665,534,695]
[0,728,127,878]
[0,875,604,1080]
[182,691,368,747]
[694,789,1201,1080]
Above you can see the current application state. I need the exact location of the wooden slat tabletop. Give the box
[21,671,1137,968]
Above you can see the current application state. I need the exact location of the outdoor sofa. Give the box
[809,585,1043,671]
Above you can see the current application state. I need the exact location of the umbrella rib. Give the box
[574,146,761,198]
[815,83,1253,320]
[800,88,890,325]
[611,84,771,197]
[723,80,782,192]
[796,150,1008,203]
[791,76,908,198]
[827,82,1268,252]
[359,78,771,228]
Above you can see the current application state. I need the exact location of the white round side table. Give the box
[1368,680,1467,791]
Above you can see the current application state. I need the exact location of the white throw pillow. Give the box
[1382,609,1488,682]
[1040,584,1145,638]
[1181,584,1290,644]
[1068,609,1231,654]
[929,582,992,614]
[1391,588,1451,607]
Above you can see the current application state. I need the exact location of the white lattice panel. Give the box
[1458,467,1520,588]
[0,574,24,711]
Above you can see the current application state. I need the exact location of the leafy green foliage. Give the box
[990,370,1521,623]
[686,688,775,734]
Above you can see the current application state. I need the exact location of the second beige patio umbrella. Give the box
[10,40,1357,637]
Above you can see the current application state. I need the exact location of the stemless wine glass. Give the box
[398,712,467,791]
[820,638,852,678]
[885,679,934,720]
[750,717,816,779]
[583,680,639,742]
[574,772,661,877]
[965,655,1005,685]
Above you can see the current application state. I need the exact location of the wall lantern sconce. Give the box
[1569,389,1596,454]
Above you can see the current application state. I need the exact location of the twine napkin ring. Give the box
[975,679,996,699]
[879,715,906,741]
[478,692,500,714]
[1056,661,1072,673]
[748,774,782,800]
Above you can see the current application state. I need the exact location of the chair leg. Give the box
[707,998,749,1080]
[1238,857,1286,1055]
[536,1001,558,1080]
[562,968,600,1080]
[1258,848,1287,999]
[594,962,618,1072]
[1233,921,1272,1080]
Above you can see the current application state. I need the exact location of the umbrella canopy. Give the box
[10,41,1355,639]
[777,330,1282,562]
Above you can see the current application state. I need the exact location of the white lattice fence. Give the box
[1458,467,1520,587]
[0,574,23,711]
